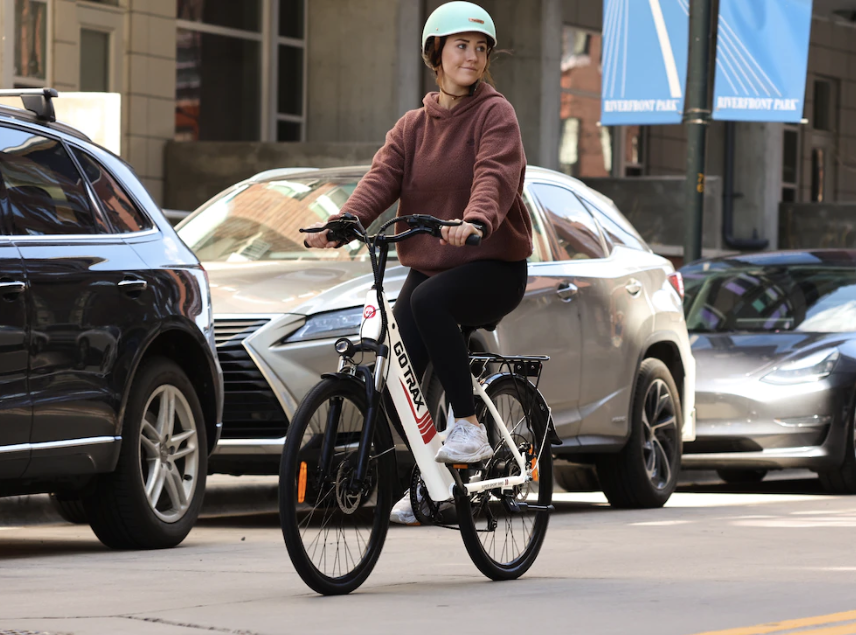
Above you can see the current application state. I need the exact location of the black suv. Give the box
[0,89,223,549]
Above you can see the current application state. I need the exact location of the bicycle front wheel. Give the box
[456,375,553,580]
[279,377,395,595]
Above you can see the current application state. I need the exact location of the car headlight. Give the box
[284,307,364,343]
[761,348,840,385]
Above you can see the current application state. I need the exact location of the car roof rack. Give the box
[0,87,58,122]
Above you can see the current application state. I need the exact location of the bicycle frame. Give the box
[356,289,530,503]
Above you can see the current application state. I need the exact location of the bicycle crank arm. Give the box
[505,500,555,513]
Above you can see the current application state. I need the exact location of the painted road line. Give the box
[691,610,856,635]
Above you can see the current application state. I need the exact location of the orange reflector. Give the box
[530,456,539,482]
[452,464,469,469]
[297,462,307,503]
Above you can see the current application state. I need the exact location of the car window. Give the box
[178,176,398,262]
[529,182,605,260]
[577,192,649,252]
[522,189,550,263]
[682,263,856,333]
[73,149,153,233]
[0,126,108,236]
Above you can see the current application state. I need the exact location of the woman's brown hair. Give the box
[422,35,496,88]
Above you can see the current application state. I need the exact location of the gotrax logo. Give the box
[363,305,377,319]
[393,341,436,443]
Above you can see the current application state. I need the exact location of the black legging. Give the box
[393,259,528,418]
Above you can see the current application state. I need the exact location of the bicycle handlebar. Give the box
[300,213,482,248]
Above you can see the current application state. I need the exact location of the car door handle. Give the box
[625,279,642,297]
[118,278,147,294]
[556,282,578,302]
[0,280,27,297]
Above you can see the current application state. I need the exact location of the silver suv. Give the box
[177,165,696,508]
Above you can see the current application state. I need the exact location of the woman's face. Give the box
[440,31,489,91]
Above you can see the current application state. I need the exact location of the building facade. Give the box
[2,0,855,253]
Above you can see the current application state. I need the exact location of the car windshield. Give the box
[177,176,397,262]
[682,263,856,333]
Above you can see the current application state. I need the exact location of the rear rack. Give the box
[0,88,58,122]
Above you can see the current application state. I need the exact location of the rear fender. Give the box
[480,372,562,446]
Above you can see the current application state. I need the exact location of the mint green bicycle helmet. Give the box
[421,1,497,53]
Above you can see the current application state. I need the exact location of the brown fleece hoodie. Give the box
[341,82,532,276]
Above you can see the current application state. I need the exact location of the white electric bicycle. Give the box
[279,214,559,595]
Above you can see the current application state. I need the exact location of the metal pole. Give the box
[683,0,714,265]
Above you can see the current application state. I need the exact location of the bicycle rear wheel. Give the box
[456,374,553,580]
[279,377,395,595]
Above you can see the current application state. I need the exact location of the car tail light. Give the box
[668,272,684,299]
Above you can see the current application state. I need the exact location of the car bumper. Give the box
[210,313,343,468]
[682,374,854,471]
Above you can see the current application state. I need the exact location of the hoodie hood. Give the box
[422,81,505,120]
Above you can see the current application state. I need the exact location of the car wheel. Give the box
[553,464,600,492]
[49,493,88,524]
[819,405,856,494]
[716,468,767,485]
[83,357,208,549]
[596,358,683,508]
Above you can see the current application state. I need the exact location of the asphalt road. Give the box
[2,474,856,635]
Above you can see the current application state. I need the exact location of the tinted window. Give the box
[0,127,106,236]
[683,263,856,333]
[74,150,152,233]
[530,183,605,260]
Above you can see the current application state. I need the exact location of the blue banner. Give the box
[712,0,813,122]
[601,0,689,126]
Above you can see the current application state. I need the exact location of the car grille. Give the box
[214,317,288,439]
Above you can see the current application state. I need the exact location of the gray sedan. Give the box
[681,250,856,492]
[177,165,696,508]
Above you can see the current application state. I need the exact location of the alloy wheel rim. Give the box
[139,385,199,523]
[641,378,678,491]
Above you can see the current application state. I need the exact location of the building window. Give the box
[560,26,611,178]
[623,126,646,176]
[14,0,48,87]
[560,25,645,178]
[176,0,263,141]
[80,29,110,92]
[813,79,832,132]
[175,0,306,143]
[277,0,305,140]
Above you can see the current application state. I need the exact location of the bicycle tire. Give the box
[456,374,553,580]
[279,377,396,595]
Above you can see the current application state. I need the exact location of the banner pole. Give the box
[683,0,714,265]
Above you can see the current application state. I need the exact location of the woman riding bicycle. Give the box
[303,1,533,525]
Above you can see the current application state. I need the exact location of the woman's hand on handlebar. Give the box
[302,222,340,249]
[440,219,482,247]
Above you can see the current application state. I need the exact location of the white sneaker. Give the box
[435,421,493,464]
[389,488,452,525]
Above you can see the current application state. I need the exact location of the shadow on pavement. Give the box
[0,538,107,559]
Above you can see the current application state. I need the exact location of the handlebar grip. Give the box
[465,232,481,247]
